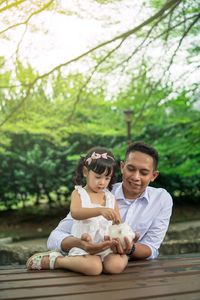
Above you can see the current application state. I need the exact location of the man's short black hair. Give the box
[125,141,159,170]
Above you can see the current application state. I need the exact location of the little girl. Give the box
[26,147,128,275]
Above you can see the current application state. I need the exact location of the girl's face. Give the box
[83,168,112,193]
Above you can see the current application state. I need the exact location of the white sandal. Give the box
[26,250,63,270]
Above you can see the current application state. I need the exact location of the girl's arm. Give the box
[70,190,119,222]
[114,199,122,223]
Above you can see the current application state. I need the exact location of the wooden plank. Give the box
[0,270,80,282]
[1,265,200,289]
[0,273,200,299]
[22,291,200,300]
[1,255,199,275]
[152,293,200,300]
[0,256,199,276]
[1,265,200,285]
[1,257,200,281]
[1,256,200,300]
[1,278,200,300]
[128,257,200,268]
[1,265,200,284]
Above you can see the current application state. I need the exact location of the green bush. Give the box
[0,132,199,210]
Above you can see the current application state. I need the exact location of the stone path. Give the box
[168,220,200,231]
[10,238,47,248]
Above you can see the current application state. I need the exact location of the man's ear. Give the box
[83,166,88,178]
[120,161,124,174]
[151,170,159,182]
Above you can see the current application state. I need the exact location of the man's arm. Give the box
[137,195,173,259]
[131,243,152,259]
[61,235,116,255]
[111,191,173,260]
[47,213,74,252]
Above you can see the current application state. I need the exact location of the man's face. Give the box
[120,151,159,199]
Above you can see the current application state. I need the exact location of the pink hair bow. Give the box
[86,152,109,165]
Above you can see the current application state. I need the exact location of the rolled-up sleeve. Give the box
[115,184,173,260]
[138,192,173,259]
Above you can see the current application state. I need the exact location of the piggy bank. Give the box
[109,222,135,249]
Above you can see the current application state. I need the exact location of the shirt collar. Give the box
[114,182,149,202]
[114,183,125,200]
[138,188,149,202]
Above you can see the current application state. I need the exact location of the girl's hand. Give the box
[100,208,119,224]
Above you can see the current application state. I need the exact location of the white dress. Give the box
[68,185,115,260]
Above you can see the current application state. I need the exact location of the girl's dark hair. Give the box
[73,147,118,191]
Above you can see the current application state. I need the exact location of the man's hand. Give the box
[105,232,140,255]
[80,233,117,255]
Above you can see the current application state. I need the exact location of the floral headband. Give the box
[86,152,114,165]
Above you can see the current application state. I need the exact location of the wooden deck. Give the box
[1,254,200,300]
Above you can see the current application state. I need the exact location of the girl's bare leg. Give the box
[42,254,102,275]
[103,253,128,274]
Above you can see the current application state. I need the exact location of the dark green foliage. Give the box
[0,133,71,209]
[0,1,199,211]
[0,132,126,210]
[151,173,200,204]
[0,131,199,210]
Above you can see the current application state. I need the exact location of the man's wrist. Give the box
[128,243,136,257]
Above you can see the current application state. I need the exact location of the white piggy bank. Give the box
[109,222,135,249]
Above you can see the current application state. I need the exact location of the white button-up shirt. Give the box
[113,183,173,259]
[47,183,173,259]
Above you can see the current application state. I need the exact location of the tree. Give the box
[0,0,199,192]
[0,0,199,128]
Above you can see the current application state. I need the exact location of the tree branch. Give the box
[0,0,54,35]
[166,13,200,72]
[66,38,126,124]
[23,0,182,82]
[0,0,188,127]
[0,85,32,127]
[0,0,26,13]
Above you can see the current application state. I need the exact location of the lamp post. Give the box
[123,109,134,145]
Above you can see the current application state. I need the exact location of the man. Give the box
[47,141,173,260]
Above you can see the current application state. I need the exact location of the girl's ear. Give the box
[83,166,88,178]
